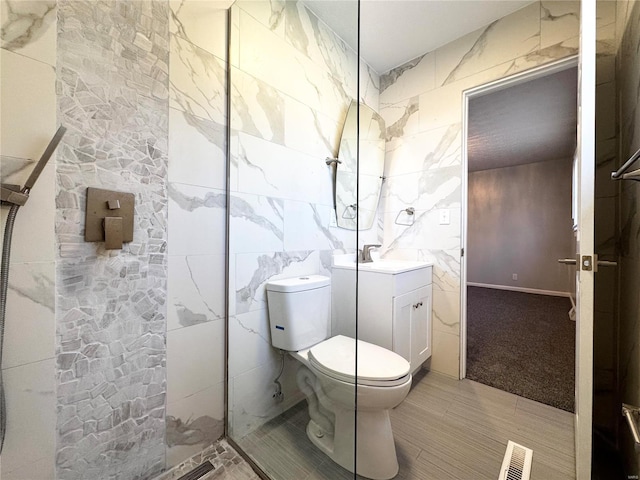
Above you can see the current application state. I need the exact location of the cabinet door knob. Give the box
[413,302,423,309]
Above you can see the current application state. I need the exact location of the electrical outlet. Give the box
[439,209,450,225]
[512,273,518,280]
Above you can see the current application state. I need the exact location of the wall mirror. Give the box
[335,101,385,230]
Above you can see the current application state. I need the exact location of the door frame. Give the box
[459,54,579,380]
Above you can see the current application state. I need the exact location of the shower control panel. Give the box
[85,187,134,250]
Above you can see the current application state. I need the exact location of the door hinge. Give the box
[461,248,464,257]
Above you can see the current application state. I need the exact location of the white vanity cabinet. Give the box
[392,285,432,371]
[331,262,432,374]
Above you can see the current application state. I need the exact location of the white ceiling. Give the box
[304,0,535,73]
[468,67,578,172]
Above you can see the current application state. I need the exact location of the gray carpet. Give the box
[466,286,575,412]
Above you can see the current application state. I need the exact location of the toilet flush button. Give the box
[300,277,309,280]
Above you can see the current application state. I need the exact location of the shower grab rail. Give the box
[611,146,640,181]
[622,404,640,452]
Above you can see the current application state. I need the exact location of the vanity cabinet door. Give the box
[392,291,413,364]
[411,285,432,368]
[392,285,432,371]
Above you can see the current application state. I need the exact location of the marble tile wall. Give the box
[228,0,379,440]
[55,1,169,479]
[592,0,619,440]
[0,1,58,479]
[378,1,591,377]
[165,0,228,468]
[616,0,640,475]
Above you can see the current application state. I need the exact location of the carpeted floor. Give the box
[466,286,575,412]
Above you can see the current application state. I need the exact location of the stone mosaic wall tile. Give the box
[55,1,169,478]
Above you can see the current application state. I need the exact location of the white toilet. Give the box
[266,275,412,480]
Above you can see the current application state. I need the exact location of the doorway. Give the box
[460,57,579,412]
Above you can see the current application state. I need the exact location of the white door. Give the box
[574,0,596,477]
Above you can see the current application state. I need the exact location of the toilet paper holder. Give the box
[84,187,134,250]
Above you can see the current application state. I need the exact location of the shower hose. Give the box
[0,203,20,454]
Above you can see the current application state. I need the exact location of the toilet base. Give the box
[305,406,400,480]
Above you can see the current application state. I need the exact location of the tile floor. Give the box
[237,369,576,479]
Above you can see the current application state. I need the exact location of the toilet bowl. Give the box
[266,276,412,480]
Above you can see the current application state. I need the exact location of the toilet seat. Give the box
[308,335,410,387]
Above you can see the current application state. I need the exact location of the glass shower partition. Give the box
[226,1,360,478]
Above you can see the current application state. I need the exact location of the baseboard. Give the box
[467,282,572,298]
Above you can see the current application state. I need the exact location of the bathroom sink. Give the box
[332,254,432,274]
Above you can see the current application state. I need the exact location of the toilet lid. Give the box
[308,335,410,387]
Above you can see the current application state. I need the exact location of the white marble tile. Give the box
[381,96,420,142]
[596,81,616,142]
[230,67,286,145]
[229,309,278,378]
[284,1,358,98]
[383,206,461,254]
[384,124,461,178]
[230,3,240,68]
[235,132,333,205]
[430,330,460,378]
[283,201,345,251]
[283,96,343,160]
[230,355,304,439]
[360,61,380,111]
[379,52,436,105]
[425,248,460,291]
[170,33,226,124]
[0,162,55,263]
[170,0,228,59]
[235,250,318,314]
[596,22,617,56]
[239,8,349,123]
[0,49,56,161]
[229,192,284,253]
[168,183,226,256]
[382,166,461,214]
[4,261,54,369]
[168,254,225,332]
[435,2,540,87]
[596,0,616,28]
[540,1,580,50]
[432,289,461,336]
[168,107,226,190]
[2,358,55,477]
[237,0,286,38]
[166,382,225,468]
[0,0,56,66]
[167,320,225,405]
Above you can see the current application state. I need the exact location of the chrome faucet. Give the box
[360,244,381,263]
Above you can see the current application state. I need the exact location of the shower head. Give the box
[23,125,67,192]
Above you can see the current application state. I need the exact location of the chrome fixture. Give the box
[360,244,381,263]
[395,207,415,226]
[611,146,640,181]
[623,404,640,452]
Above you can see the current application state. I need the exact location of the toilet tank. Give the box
[266,275,331,351]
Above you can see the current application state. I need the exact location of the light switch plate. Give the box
[439,208,450,225]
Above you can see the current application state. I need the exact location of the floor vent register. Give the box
[498,441,533,480]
